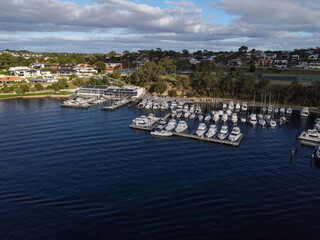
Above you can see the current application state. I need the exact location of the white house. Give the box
[309,61,320,69]
[9,66,30,76]
[274,60,288,68]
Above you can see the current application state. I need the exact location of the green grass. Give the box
[0,91,71,99]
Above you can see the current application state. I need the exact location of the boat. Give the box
[189,113,196,120]
[259,119,266,127]
[218,126,229,140]
[157,118,167,130]
[195,123,207,137]
[183,105,189,113]
[198,114,204,121]
[165,119,177,131]
[177,105,183,112]
[299,129,320,143]
[184,111,190,118]
[231,113,238,124]
[218,110,224,117]
[269,119,277,128]
[222,103,227,110]
[226,109,232,116]
[221,113,228,122]
[195,105,202,114]
[235,102,240,112]
[240,116,246,123]
[280,108,285,115]
[171,109,177,117]
[314,145,320,160]
[286,107,292,115]
[177,112,183,118]
[170,101,177,109]
[249,113,257,126]
[204,113,211,121]
[242,102,248,112]
[257,113,264,119]
[279,116,286,127]
[175,120,188,133]
[265,114,271,120]
[228,126,241,142]
[228,101,234,110]
[151,129,173,137]
[205,125,218,138]
[189,105,195,113]
[300,107,309,118]
[213,112,220,122]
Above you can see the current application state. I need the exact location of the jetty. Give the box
[61,104,90,109]
[173,132,244,147]
[101,100,130,111]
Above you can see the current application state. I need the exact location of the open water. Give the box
[0,98,319,240]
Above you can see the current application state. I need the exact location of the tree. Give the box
[168,90,177,97]
[154,82,167,94]
[158,58,176,73]
[106,51,116,58]
[250,64,256,73]
[112,66,121,79]
[34,83,44,91]
[95,61,106,73]
[238,46,248,53]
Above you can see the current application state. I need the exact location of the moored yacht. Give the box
[175,120,188,133]
[235,102,241,112]
[240,115,247,123]
[242,102,248,112]
[221,113,228,122]
[165,119,177,131]
[151,129,173,137]
[204,113,211,121]
[299,129,320,143]
[269,119,277,128]
[198,114,204,121]
[195,123,207,137]
[259,119,266,127]
[213,112,220,122]
[189,113,196,120]
[228,126,241,142]
[300,107,309,118]
[314,145,320,160]
[249,113,257,126]
[231,113,238,124]
[228,101,234,110]
[218,126,229,140]
[286,107,292,115]
[205,125,218,138]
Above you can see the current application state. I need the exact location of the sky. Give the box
[0,0,320,53]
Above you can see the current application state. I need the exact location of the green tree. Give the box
[154,82,167,94]
[250,64,256,73]
[95,61,106,73]
[113,66,122,79]
[158,58,176,73]
[238,46,248,53]
[168,90,177,97]
[106,51,117,58]
[34,83,44,91]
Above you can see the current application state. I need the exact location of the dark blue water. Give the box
[1,98,320,240]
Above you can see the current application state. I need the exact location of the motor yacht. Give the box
[242,102,248,112]
[151,129,173,137]
[195,123,207,137]
[189,105,195,113]
[221,113,228,122]
[240,116,246,123]
[235,102,241,112]
[280,108,285,115]
[300,107,309,118]
[314,145,320,160]
[226,109,232,116]
[286,107,292,115]
[190,113,196,120]
[259,119,266,127]
[231,113,238,124]
[165,119,177,131]
[177,112,183,118]
[175,120,188,133]
[205,125,217,138]
[183,105,189,113]
[222,103,227,110]
[198,114,204,121]
[269,119,277,128]
[249,113,257,126]
[184,111,190,118]
[265,114,271,120]
[213,112,220,122]
[228,101,234,110]
[177,105,183,112]
[204,113,211,121]
[299,129,320,143]
[279,116,286,127]
[218,126,229,140]
[218,110,224,117]
[228,126,241,142]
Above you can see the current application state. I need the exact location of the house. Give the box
[30,77,58,83]
[257,58,273,68]
[266,53,277,59]
[0,76,23,84]
[309,61,320,69]
[190,58,200,64]
[57,69,78,76]
[291,55,300,61]
[8,66,30,76]
[228,58,242,66]
[273,59,288,68]
[23,69,52,78]
[291,61,308,69]
[308,54,319,61]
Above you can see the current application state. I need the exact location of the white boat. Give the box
[268,105,273,113]
[170,102,177,109]
[300,107,309,118]
[242,102,248,112]
[184,111,190,118]
[195,123,207,137]
[198,114,204,121]
[189,105,195,113]
[221,113,228,122]
[218,126,229,140]
[269,119,277,128]
[151,129,173,137]
[228,101,234,110]
[177,112,183,118]
[240,116,246,123]
[257,114,264,119]
[226,109,232,116]
[204,113,211,121]
[195,105,202,114]
[177,105,183,112]
[175,120,188,133]
[299,129,320,143]
[259,119,266,127]
[286,107,292,115]
[280,108,285,114]
[183,105,189,113]
[231,113,238,124]
[228,126,241,142]
[213,113,220,122]
[274,108,279,114]
[235,102,241,112]
[279,116,286,127]
[314,145,320,160]
[265,114,271,120]
[222,103,227,110]
[189,113,196,120]
[205,125,217,138]
[218,110,224,117]
[171,109,177,117]
[249,113,257,126]
[165,119,177,131]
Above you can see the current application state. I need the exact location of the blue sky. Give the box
[0,0,319,53]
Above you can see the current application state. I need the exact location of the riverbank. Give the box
[0,91,71,101]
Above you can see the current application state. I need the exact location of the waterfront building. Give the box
[76,85,145,98]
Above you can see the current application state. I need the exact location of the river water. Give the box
[0,98,319,240]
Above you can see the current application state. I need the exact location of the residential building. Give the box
[8,66,30,76]
[76,85,145,98]
[308,54,319,61]
[228,59,242,66]
[0,76,23,84]
[292,55,300,61]
[309,61,320,69]
[273,60,288,68]
[257,58,273,68]
[57,69,78,76]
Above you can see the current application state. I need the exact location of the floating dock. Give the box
[101,101,130,111]
[173,132,244,147]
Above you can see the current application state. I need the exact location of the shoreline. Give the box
[0,94,71,101]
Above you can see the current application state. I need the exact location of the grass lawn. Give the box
[0,91,71,99]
